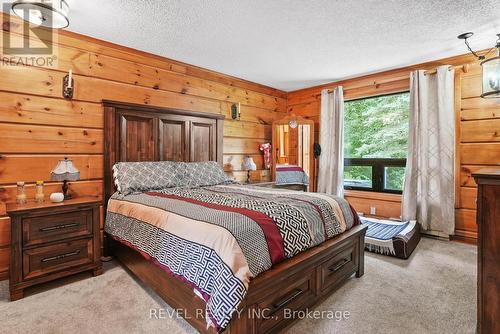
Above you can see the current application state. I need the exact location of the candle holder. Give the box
[63,71,74,99]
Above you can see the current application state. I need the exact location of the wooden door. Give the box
[158,115,189,161]
[117,111,157,162]
[190,118,217,162]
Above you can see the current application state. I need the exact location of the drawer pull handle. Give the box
[40,222,79,232]
[271,288,304,312]
[41,250,81,263]
[329,258,349,273]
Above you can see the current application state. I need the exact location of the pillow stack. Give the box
[113,161,230,195]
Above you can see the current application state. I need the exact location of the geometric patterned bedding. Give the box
[112,161,230,195]
[105,184,358,332]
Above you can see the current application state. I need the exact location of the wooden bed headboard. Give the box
[103,100,225,204]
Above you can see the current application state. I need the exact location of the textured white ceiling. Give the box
[3,0,500,91]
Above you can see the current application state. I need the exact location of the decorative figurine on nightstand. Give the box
[242,156,257,184]
[35,180,44,203]
[16,181,27,204]
[259,142,271,170]
[50,157,80,200]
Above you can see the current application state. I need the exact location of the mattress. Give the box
[105,184,357,331]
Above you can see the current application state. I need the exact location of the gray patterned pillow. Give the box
[112,161,184,195]
[180,161,229,187]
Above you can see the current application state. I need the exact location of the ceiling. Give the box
[3,0,500,91]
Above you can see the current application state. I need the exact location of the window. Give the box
[343,92,409,193]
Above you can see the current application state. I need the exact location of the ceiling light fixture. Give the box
[11,0,69,29]
[458,32,500,98]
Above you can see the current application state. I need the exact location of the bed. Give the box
[103,101,367,334]
[275,164,309,191]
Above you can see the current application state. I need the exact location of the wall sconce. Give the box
[458,32,500,98]
[62,69,74,99]
[231,102,241,120]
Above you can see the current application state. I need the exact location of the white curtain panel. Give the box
[317,86,344,197]
[402,66,455,235]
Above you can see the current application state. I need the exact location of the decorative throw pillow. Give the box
[180,161,229,187]
[112,161,184,195]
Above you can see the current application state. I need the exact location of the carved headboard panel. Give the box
[103,100,224,204]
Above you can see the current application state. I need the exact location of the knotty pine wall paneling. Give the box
[287,52,500,242]
[0,13,286,279]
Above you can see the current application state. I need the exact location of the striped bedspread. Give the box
[105,184,357,331]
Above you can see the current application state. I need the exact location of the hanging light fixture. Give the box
[458,32,500,98]
[11,0,69,29]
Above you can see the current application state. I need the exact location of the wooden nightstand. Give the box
[7,197,102,301]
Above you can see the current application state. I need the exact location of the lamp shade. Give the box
[481,55,500,98]
[241,156,257,171]
[51,158,80,181]
[11,0,69,29]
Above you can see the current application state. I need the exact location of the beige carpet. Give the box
[0,238,476,334]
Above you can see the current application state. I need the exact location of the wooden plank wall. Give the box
[0,14,286,279]
[287,52,500,242]
[458,64,500,241]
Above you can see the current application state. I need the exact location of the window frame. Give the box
[343,91,409,194]
[344,158,406,194]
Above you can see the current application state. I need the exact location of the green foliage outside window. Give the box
[344,93,409,191]
[385,166,406,191]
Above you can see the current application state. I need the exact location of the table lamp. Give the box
[51,157,80,200]
[241,156,257,184]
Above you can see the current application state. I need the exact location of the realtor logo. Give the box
[1,1,59,68]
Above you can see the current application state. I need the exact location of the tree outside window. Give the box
[344,92,409,193]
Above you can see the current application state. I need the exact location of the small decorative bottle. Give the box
[16,182,27,205]
[35,180,45,203]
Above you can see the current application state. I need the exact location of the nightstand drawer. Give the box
[22,209,93,247]
[23,238,93,280]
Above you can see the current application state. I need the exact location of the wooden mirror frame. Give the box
[271,114,315,191]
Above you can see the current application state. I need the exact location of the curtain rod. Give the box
[424,64,470,75]
[318,64,470,94]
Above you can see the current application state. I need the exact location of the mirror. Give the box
[272,115,315,191]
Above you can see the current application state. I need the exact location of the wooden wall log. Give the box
[0,92,103,128]
[0,155,103,184]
